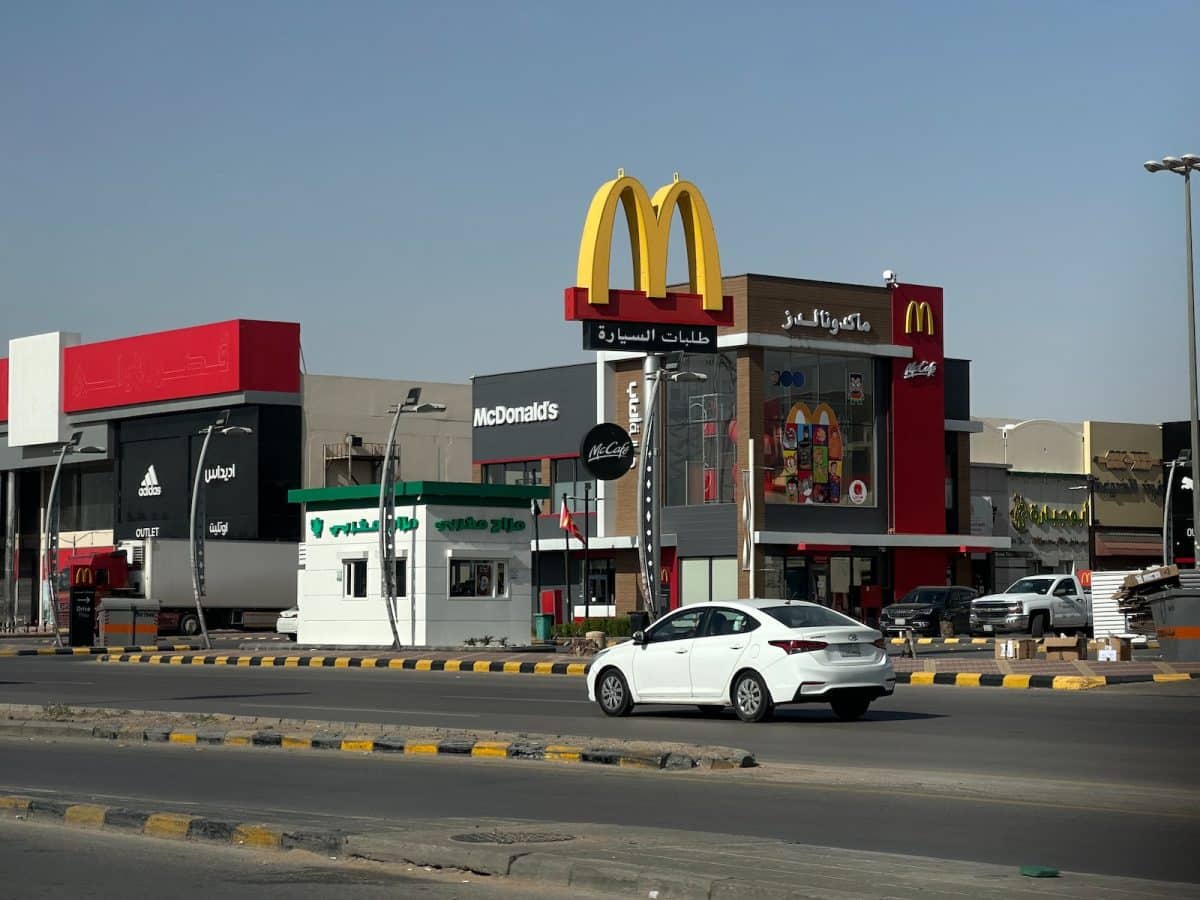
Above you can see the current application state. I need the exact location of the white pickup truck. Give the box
[970,574,1091,637]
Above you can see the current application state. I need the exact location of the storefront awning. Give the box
[753,531,1011,551]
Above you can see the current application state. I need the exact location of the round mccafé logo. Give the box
[580,423,635,481]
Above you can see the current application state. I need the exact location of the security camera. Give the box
[882,270,897,287]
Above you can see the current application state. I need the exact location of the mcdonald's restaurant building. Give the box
[475,273,1008,623]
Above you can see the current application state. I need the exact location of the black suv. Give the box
[880,586,978,637]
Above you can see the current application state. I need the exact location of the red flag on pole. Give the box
[559,497,584,545]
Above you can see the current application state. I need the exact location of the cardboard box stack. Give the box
[1042,636,1088,661]
[995,638,1036,660]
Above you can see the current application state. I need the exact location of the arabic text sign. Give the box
[782,308,872,337]
[582,321,717,354]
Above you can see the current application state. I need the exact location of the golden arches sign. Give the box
[575,172,723,312]
[904,300,935,336]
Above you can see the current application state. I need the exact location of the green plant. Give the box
[552,616,632,638]
[480,634,494,646]
[464,637,478,647]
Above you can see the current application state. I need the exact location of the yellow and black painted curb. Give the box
[0,644,201,658]
[98,723,752,770]
[886,636,1160,650]
[0,794,345,854]
[896,671,1200,690]
[99,652,591,676]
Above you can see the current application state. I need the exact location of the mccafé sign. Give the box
[564,172,733,327]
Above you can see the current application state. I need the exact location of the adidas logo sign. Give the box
[138,465,163,497]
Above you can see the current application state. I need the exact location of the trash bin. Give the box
[67,588,96,647]
[99,599,134,648]
[629,611,650,636]
[131,599,160,646]
[534,613,554,642]
[1149,589,1200,662]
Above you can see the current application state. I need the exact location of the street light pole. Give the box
[43,433,104,647]
[378,389,446,651]
[1145,154,1200,565]
[43,441,72,647]
[190,412,253,651]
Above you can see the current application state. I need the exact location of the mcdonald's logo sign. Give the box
[904,300,935,336]
[564,172,733,327]
[74,567,94,586]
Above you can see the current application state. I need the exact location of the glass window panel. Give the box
[711,558,739,603]
[763,351,875,507]
[680,558,711,604]
[665,352,737,507]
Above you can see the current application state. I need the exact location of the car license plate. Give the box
[894,618,906,626]
[982,624,993,632]
[838,643,863,657]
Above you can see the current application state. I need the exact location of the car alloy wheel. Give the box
[733,672,772,723]
[597,669,632,717]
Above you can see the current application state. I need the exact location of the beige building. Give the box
[301,375,472,489]
[972,418,1163,574]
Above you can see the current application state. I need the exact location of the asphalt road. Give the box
[2,656,1198,789]
[0,816,598,900]
[0,737,1195,885]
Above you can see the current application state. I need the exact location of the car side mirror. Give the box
[632,630,647,645]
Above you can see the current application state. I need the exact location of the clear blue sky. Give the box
[2,2,1196,423]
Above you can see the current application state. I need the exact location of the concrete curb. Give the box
[0,705,754,772]
[347,834,752,898]
[896,671,1200,690]
[98,652,592,675]
[1,793,347,855]
[0,645,202,658]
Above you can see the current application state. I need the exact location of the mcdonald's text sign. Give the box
[564,173,734,327]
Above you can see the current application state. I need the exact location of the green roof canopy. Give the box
[288,481,550,511]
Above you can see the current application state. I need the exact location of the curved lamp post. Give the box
[44,432,106,647]
[637,360,706,619]
[379,388,446,651]
[190,411,253,650]
[1144,154,1200,566]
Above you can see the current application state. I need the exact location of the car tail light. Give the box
[873,638,885,649]
[769,639,828,654]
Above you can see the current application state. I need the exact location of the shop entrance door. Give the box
[810,560,830,608]
[784,558,809,603]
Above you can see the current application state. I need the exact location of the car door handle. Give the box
[673,647,689,654]
[728,644,745,650]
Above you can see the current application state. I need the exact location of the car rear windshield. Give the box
[761,605,860,629]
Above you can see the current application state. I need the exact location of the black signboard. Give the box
[1164,421,1195,565]
[580,423,635,481]
[117,436,191,540]
[582,321,717,354]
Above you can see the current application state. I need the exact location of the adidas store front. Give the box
[0,320,303,632]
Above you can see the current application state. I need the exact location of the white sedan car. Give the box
[275,607,299,639]
[587,600,895,722]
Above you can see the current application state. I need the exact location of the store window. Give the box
[762,352,876,507]
[481,461,542,486]
[551,458,596,513]
[449,559,508,599]
[60,466,114,532]
[392,559,407,598]
[342,558,367,598]
[680,557,739,604]
[665,352,738,506]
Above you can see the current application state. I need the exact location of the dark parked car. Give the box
[879,587,978,637]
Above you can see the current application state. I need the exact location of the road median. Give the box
[0,702,754,772]
[3,791,1187,899]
